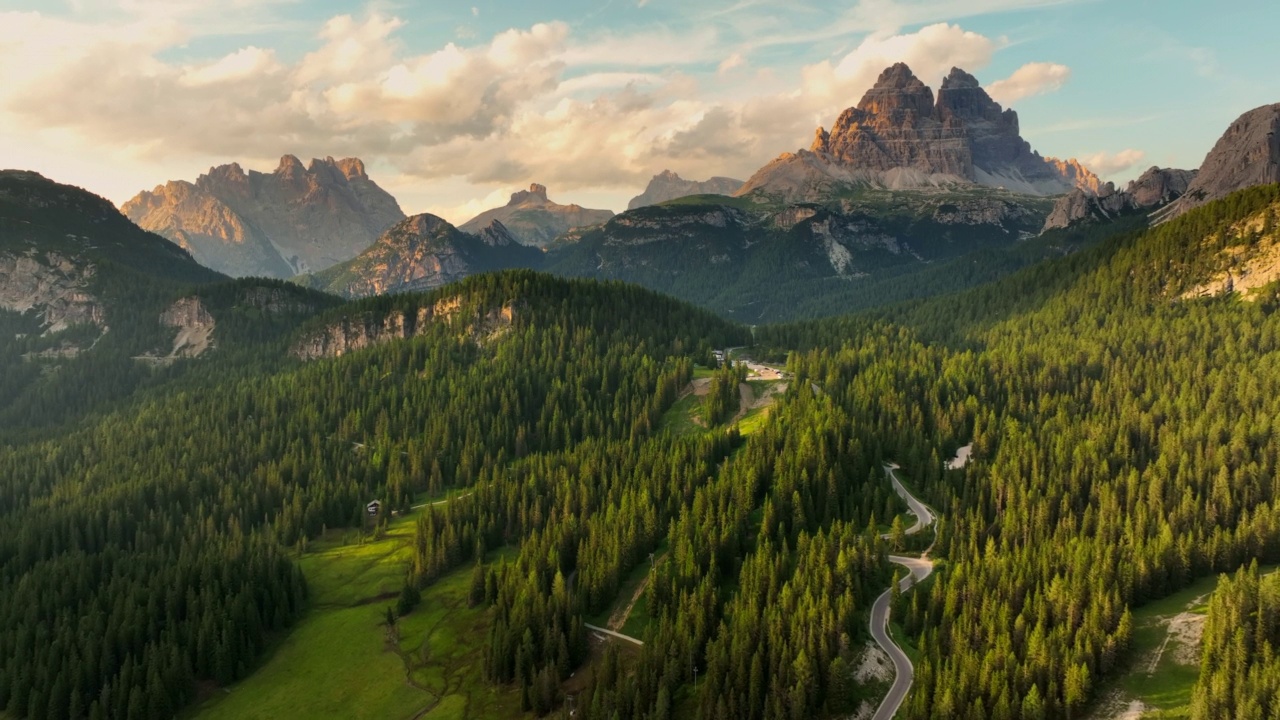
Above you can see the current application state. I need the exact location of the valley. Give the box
[2,6,1280,719]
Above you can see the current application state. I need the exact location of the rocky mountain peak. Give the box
[856,62,935,117]
[397,213,454,239]
[745,62,1093,200]
[1043,165,1196,232]
[275,154,305,177]
[1160,103,1280,221]
[627,171,745,210]
[123,155,405,278]
[336,157,368,180]
[462,184,613,247]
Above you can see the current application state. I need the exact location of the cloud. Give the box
[986,61,1070,105]
[718,52,746,75]
[0,6,1087,214]
[1080,149,1146,177]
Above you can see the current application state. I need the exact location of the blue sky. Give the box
[1,0,1276,221]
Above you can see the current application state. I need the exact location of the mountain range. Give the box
[102,64,1280,324]
[122,155,405,278]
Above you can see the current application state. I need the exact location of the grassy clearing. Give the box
[1086,566,1277,719]
[190,515,524,720]
[658,392,706,437]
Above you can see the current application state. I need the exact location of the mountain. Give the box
[1159,103,1280,220]
[546,189,1052,323]
[300,214,542,298]
[627,170,744,209]
[122,155,405,278]
[737,64,1099,202]
[1042,166,1197,231]
[458,183,613,247]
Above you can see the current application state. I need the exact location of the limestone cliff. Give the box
[291,295,516,360]
[122,156,405,278]
[1043,167,1196,232]
[738,64,1100,201]
[1160,103,1280,221]
[459,184,613,248]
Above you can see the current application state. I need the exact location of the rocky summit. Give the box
[122,155,405,278]
[458,183,614,248]
[738,64,1099,201]
[300,214,542,298]
[626,170,744,210]
[1159,103,1280,221]
[1043,166,1197,231]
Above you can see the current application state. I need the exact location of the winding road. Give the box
[872,465,938,720]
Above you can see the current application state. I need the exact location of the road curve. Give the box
[872,465,937,720]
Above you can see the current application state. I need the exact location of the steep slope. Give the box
[627,170,744,209]
[738,64,1099,202]
[1043,166,1197,231]
[0,169,341,434]
[123,156,405,278]
[546,189,1050,323]
[301,214,542,298]
[458,184,613,247]
[1160,103,1280,220]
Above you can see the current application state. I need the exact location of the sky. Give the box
[1,0,1277,223]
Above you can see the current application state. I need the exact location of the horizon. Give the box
[3,0,1278,223]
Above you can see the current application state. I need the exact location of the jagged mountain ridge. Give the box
[737,64,1100,201]
[1043,167,1197,231]
[122,155,405,278]
[300,214,543,298]
[459,183,613,248]
[627,171,744,210]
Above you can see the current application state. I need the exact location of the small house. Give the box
[366,500,382,516]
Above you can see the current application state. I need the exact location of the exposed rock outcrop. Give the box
[291,296,516,360]
[0,252,105,333]
[122,156,405,278]
[459,184,613,248]
[1043,167,1197,232]
[1159,103,1280,221]
[738,64,1100,201]
[301,214,542,298]
[159,296,215,358]
[627,171,744,210]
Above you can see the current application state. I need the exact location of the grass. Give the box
[658,392,707,437]
[1086,565,1278,719]
[189,514,525,720]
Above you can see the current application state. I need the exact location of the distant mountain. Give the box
[300,214,542,298]
[1159,103,1280,221]
[458,184,613,248]
[627,171,744,210]
[737,64,1099,202]
[122,156,405,278]
[1043,167,1197,231]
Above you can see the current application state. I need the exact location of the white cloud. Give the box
[1080,149,1146,177]
[718,52,746,75]
[0,6,1089,216]
[986,61,1070,105]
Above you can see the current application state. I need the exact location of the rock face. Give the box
[0,252,105,334]
[1160,104,1280,221]
[738,64,1099,201]
[1043,167,1197,231]
[459,184,613,248]
[158,296,216,358]
[626,171,744,210]
[301,214,542,298]
[292,295,516,360]
[122,156,405,278]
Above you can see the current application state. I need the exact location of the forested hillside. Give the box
[0,271,753,719]
[758,184,1280,719]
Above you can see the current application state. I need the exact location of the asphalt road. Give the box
[872,465,937,720]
